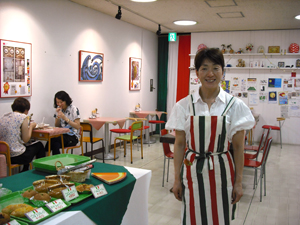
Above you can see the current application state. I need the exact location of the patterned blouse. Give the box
[0,112,27,157]
[54,105,80,139]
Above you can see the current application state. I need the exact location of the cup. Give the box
[38,123,44,128]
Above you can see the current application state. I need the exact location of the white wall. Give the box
[0,0,158,146]
[191,30,300,145]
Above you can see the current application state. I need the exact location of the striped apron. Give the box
[181,95,236,225]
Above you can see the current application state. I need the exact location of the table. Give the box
[31,127,70,156]
[0,163,151,225]
[130,111,165,144]
[84,117,127,160]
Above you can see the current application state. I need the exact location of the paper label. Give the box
[91,184,108,198]
[25,207,49,222]
[45,199,68,213]
[4,220,21,225]
[62,185,79,201]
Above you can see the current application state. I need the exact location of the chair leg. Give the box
[130,141,133,164]
[141,134,143,159]
[260,168,263,202]
[264,165,267,196]
[114,139,117,161]
[124,141,126,157]
[167,158,170,182]
[162,156,166,187]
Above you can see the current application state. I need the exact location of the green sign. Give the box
[168,33,177,42]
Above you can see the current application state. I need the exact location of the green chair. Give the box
[114,121,143,164]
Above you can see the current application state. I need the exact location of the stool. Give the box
[262,117,285,149]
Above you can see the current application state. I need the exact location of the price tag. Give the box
[45,199,68,213]
[4,219,21,225]
[25,207,49,222]
[62,185,79,201]
[91,184,108,198]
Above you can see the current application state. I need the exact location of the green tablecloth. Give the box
[0,162,136,225]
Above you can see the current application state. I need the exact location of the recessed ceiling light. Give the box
[295,15,300,20]
[174,20,197,26]
[131,0,157,2]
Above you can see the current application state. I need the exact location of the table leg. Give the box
[95,123,119,160]
[143,115,156,144]
[61,134,65,154]
[48,136,51,156]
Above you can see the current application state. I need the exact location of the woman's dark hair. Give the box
[11,97,30,113]
[54,91,72,108]
[194,48,224,71]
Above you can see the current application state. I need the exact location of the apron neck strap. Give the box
[189,95,195,116]
[221,96,236,116]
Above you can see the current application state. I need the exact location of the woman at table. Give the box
[0,97,45,172]
[46,91,80,155]
[165,48,255,224]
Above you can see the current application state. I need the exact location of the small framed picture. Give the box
[296,59,300,68]
[278,62,285,68]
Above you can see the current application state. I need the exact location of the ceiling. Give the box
[69,0,300,34]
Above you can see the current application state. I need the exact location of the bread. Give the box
[76,184,94,193]
[0,212,10,225]
[33,179,60,193]
[10,205,35,218]
[22,189,38,199]
[45,175,71,182]
[33,193,51,202]
[2,204,28,215]
[48,183,75,199]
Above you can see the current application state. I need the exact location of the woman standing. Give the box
[46,91,80,155]
[166,48,255,224]
[0,97,45,171]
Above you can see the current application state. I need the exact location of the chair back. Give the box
[130,121,143,139]
[261,137,273,165]
[0,141,11,165]
[253,132,267,159]
[80,122,93,139]
[65,126,84,155]
[161,129,173,156]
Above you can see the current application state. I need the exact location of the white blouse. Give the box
[165,87,255,142]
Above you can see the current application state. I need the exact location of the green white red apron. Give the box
[181,95,236,225]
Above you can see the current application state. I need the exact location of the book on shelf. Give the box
[92,172,127,185]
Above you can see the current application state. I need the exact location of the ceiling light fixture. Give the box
[131,0,157,2]
[156,24,161,35]
[115,6,122,20]
[295,15,300,20]
[173,20,197,26]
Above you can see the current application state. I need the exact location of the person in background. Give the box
[46,91,80,155]
[0,97,45,171]
[165,48,255,224]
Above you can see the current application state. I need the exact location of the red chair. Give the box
[244,137,273,202]
[161,129,174,187]
[244,132,267,159]
[244,128,271,152]
[262,117,284,149]
[149,115,165,137]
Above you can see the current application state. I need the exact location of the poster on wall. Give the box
[129,57,141,91]
[247,78,257,91]
[0,39,32,98]
[79,50,104,82]
[278,92,288,105]
[268,78,282,88]
[221,80,230,93]
[268,91,277,104]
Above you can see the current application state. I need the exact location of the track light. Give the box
[115,6,122,20]
[156,24,161,35]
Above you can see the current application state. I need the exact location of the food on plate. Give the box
[33,179,60,193]
[33,193,51,202]
[48,183,75,199]
[0,212,10,225]
[76,184,94,193]
[22,189,38,199]
[10,205,35,218]
[1,204,28,215]
[45,175,71,182]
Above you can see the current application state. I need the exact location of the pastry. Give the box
[33,179,60,193]
[45,175,71,182]
[22,189,38,199]
[10,205,35,218]
[76,184,94,193]
[33,193,51,202]
[0,212,10,225]
[48,183,75,199]
[2,204,28,215]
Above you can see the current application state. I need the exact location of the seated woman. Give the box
[46,91,80,155]
[0,97,45,172]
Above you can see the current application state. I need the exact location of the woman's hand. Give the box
[232,182,243,204]
[173,179,183,201]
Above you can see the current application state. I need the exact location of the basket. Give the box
[55,161,89,183]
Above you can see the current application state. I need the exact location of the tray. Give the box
[32,154,90,174]
[0,191,71,224]
[23,183,92,205]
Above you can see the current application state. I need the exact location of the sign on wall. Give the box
[0,39,32,98]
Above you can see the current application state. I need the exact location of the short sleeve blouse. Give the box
[165,87,255,142]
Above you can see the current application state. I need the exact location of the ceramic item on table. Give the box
[257,45,265,53]
[289,43,299,53]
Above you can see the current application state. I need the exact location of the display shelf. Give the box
[189,53,300,57]
[189,66,300,70]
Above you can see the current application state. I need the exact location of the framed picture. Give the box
[296,59,300,68]
[278,62,285,68]
[268,46,280,53]
[129,57,142,91]
[79,50,104,82]
[0,39,32,98]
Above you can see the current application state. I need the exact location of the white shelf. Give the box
[189,66,300,70]
[189,53,300,57]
